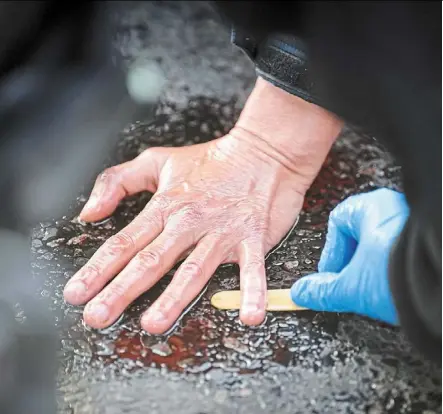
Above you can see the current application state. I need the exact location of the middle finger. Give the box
[83,224,194,329]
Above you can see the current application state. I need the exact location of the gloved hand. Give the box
[291,188,409,325]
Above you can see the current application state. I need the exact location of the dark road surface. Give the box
[30,2,441,413]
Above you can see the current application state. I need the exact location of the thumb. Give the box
[80,148,169,222]
[291,272,353,313]
[317,193,369,273]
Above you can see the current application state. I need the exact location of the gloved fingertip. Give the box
[290,275,318,308]
[291,272,345,312]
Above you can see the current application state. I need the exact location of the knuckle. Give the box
[107,231,136,252]
[98,166,118,183]
[330,200,351,222]
[136,212,163,235]
[244,275,266,292]
[328,209,340,226]
[172,205,203,230]
[330,202,344,218]
[77,263,101,282]
[243,259,265,274]
[104,282,128,301]
[151,193,171,211]
[94,283,128,305]
[252,221,266,234]
[159,292,180,308]
[182,204,203,221]
[242,216,267,236]
[134,249,162,269]
[179,261,204,280]
[150,211,165,230]
[243,286,265,299]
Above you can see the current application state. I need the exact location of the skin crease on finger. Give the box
[63,77,344,334]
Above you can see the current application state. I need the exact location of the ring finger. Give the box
[141,235,227,334]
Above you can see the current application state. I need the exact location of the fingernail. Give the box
[64,281,87,304]
[85,303,110,324]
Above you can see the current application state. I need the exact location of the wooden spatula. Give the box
[211,289,307,312]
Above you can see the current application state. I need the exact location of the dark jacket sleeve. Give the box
[230,28,323,107]
[214,1,442,363]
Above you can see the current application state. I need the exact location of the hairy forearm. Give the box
[231,77,344,192]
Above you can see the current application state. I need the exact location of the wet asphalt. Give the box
[30,2,441,413]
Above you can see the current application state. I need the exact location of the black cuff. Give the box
[231,28,322,107]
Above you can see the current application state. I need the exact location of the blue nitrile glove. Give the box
[291,188,409,325]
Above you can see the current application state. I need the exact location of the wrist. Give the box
[232,77,344,191]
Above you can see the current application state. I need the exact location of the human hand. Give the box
[291,188,409,325]
[63,77,343,334]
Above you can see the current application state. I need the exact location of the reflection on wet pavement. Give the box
[31,2,441,413]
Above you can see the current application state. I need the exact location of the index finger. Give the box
[63,202,164,305]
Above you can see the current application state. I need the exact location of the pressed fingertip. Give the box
[79,195,115,223]
[78,210,96,223]
[240,305,266,326]
[80,195,99,216]
[140,311,169,334]
[78,210,93,222]
[79,210,101,223]
[64,280,88,305]
[79,208,111,224]
[83,302,111,329]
